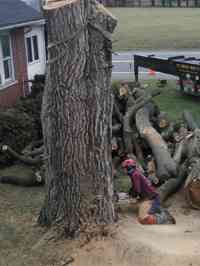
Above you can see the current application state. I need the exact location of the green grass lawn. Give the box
[112,79,200,121]
[109,8,200,51]
[143,80,200,121]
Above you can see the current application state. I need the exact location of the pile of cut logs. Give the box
[1,80,200,209]
[112,81,200,209]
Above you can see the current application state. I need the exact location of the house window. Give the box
[0,34,14,87]
[26,35,39,63]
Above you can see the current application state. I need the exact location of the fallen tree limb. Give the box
[22,139,43,155]
[0,164,44,186]
[173,140,187,166]
[136,105,177,181]
[123,89,161,155]
[185,181,200,210]
[158,174,187,203]
[24,146,44,157]
[124,90,161,131]
[183,110,199,131]
[0,174,44,186]
[1,145,42,165]
[184,158,200,209]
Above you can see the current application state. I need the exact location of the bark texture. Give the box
[183,110,199,131]
[1,145,42,165]
[123,90,160,156]
[39,0,117,236]
[158,175,186,203]
[185,158,200,209]
[136,106,177,181]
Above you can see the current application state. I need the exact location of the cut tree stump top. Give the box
[43,0,78,10]
[43,0,117,22]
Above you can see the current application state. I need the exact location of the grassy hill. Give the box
[109,8,200,51]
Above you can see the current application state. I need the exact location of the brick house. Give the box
[0,0,46,106]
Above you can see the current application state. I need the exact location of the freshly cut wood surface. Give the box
[185,180,200,210]
[136,106,177,181]
[43,0,78,10]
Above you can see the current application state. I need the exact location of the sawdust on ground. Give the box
[0,184,200,266]
[73,191,200,266]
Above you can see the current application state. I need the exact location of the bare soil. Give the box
[1,184,200,266]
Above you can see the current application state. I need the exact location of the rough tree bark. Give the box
[39,0,117,236]
[185,158,200,210]
[123,89,160,157]
[162,129,200,205]
[183,110,199,131]
[1,145,42,165]
[158,175,187,203]
[136,105,177,181]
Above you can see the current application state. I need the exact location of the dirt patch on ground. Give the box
[1,184,200,266]
[73,192,200,266]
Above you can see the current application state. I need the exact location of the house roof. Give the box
[0,0,44,30]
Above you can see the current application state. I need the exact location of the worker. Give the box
[122,158,162,224]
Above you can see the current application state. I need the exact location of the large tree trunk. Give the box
[136,106,177,181]
[39,0,117,236]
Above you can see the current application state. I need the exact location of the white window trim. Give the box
[0,80,18,90]
[0,34,15,89]
[25,34,40,65]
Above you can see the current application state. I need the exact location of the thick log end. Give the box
[185,180,200,210]
[97,3,117,21]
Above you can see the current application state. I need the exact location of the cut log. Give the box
[185,179,200,210]
[187,129,200,159]
[0,174,44,186]
[1,145,42,165]
[157,112,170,129]
[158,174,187,203]
[173,140,187,166]
[25,146,44,157]
[0,164,44,186]
[184,157,200,209]
[146,156,159,185]
[123,90,161,156]
[183,110,199,131]
[136,106,177,181]
[22,140,43,155]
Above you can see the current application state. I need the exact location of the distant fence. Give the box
[100,0,200,7]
